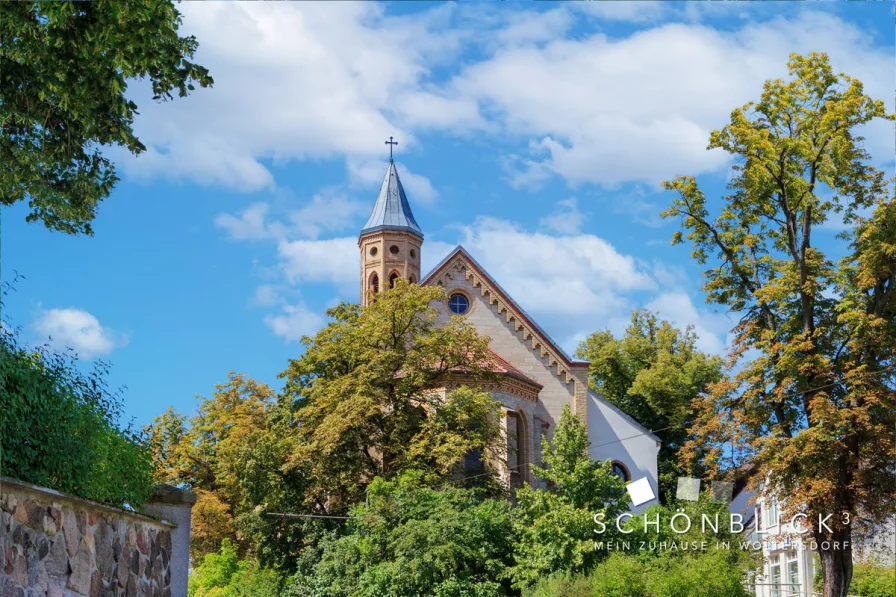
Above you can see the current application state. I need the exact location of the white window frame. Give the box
[765,496,780,528]
[770,560,783,597]
[786,555,800,597]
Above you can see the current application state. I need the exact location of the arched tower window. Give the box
[389,272,399,289]
[369,272,379,294]
[408,274,417,284]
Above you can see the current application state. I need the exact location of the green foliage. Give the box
[575,310,723,502]
[145,374,315,568]
[661,52,895,597]
[509,406,629,589]
[0,0,212,235]
[842,562,896,597]
[523,500,757,597]
[523,552,753,597]
[280,280,501,511]
[147,282,503,570]
[189,539,283,597]
[0,323,153,507]
[288,471,516,597]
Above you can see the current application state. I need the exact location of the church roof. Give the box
[482,347,544,388]
[421,245,589,370]
[360,160,423,239]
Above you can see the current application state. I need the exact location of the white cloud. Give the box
[253,285,282,307]
[122,140,276,192]
[645,291,731,354]
[575,1,670,24]
[114,5,892,193]
[34,308,128,359]
[447,11,894,187]
[116,2,472,191]
[495,8,573,46]
[456,216,653,326]
[277,237,359,286]
[650,261,689,289]
[215,203,285,241]
[219,205,734,357]
[539,198,585,234]
[264,302,324,342]
[288,191,368,240]
[216,190,368,243]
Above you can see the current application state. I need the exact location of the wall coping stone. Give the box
[0,475,176,528]
[149,484,198,506]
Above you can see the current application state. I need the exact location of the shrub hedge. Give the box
[0,324,153,507]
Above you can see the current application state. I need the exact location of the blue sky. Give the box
[2,1,894,427]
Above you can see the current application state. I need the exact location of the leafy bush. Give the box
[524,550,753,597]
[188,539,283,597]
[287,471,516,597]
[523,499,758,597]
[848,562,896,597]
[0,322,153,507]
[509,406,629,589]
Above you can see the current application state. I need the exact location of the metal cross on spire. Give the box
[385,136,398,161]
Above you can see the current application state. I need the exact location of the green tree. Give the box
[280,280,502,512]
[662,52,895,597]
[189,539,283,597]
[145,373,311,565]
[1,0,212,235]
[0,313,153,507]
[288,471,516,597]
[575,310,724,503]
[510,406,629,589]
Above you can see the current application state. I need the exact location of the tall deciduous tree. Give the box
[1,1,212,234]
[662,53,895,597]
[145,374,309,564]
[575,310,724,503]
[280,279,503,512]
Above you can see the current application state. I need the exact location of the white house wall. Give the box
[587,390,660,511]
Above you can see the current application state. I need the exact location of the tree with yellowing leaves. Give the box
[663,53,895,597]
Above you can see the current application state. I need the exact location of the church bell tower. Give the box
[359,138,423,306]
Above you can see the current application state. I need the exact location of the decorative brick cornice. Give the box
[439,374,540,403]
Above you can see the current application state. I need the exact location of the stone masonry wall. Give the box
[0,477,175,597]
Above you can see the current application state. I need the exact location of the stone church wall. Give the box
[0,476,194,597]
[432,266,578,441]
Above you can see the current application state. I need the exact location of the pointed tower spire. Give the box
[358,139,424,305]
[360,160,423,239]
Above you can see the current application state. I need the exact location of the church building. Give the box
[358,153,660,505]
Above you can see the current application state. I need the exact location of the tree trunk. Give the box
[818,527,853,597]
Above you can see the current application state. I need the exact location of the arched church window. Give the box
[611,461,630,482]
[370,272,379,294]
[507,412,524,491]
[389,272,399,289]
[408,274,416,284]
[448,293,469,315]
